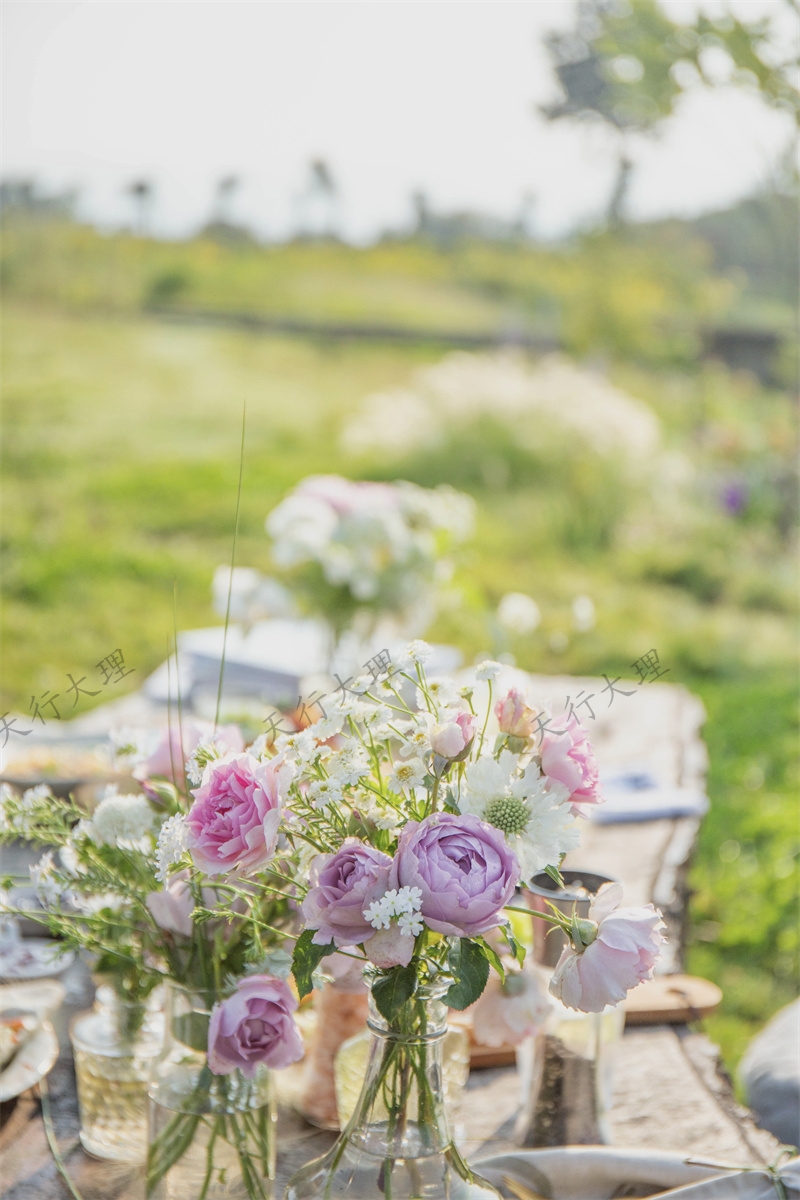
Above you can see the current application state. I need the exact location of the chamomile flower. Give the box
[327,746,371,786]
[474,660,503,682]
[388,757,427,793]
[307,779,345,810]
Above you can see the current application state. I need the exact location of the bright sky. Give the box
[2,1,796,242]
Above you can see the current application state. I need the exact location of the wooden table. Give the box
[0,675,783,1198]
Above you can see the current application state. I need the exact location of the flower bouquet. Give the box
[265,475,475,647]
[0,721,304,1199]
[265,644,665,1200]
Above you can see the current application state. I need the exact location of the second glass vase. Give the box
[147,982,276,1200]
[285,976,500,1200]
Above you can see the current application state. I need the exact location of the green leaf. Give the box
[371,964,417,1022]
[476,936,506,983]
[544,863,565,889]
[500,921,527,967]
[444,938,490,1010]
[291,929,335,999]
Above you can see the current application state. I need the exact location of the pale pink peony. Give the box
[430,710,476,759]
[185,753,288,876]
[495,689,539,739]
[470,970,553,1048]
[549,882,666,1013]
[136,720,244,785]
[539,714,603,809]
[208,975,304,1076]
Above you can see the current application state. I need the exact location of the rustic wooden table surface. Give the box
[0,674,782,1198]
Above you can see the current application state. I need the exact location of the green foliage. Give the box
[372,964,418,1022]
[444,939,491,1010]
[291,929,335,1000]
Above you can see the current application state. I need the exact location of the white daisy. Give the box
[474,659,504,682]
[416,677,460,711]
[275,728,322,764]
[458,753,578,882]
[327,746,371,786]
[307,778,344,810]
[395,640,433,671]
[388,757,427,793]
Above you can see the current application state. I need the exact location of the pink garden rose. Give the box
[136,720,244,785]
[208,975,304,1076]
[390,813,519,938]
[185,753,288,876]
[301,840,392,948]
[549,882,666,1013]
[495,689,539,740]
[540,714,603,809]
[430,710,477,760]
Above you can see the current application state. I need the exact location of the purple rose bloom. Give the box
[208,975,304,1076]
[186,753,288,876]
[390,813,519,937]
[301,839,392,947]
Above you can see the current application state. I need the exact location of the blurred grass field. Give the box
[1,215,797,1079]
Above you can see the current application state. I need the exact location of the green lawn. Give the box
[2,293,797,1079]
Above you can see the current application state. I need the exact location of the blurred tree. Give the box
[125,178,154,235]
[213,174,241,224]
[295,158,340,238]
[542,0,800,225]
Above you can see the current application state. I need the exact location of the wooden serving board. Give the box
[623,974,722,1025]
[461,975,722,1068]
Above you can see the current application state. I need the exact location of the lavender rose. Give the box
[301,839,392,947]
[549,882,666,1013]
[540,714,602,809]
[186,753,289,876]
[390,813,519,937]
[208,975,304,1076]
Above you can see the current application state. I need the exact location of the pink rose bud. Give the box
[430,710,476,760]
[540,713,603,809]
[549,882,666,1013]
[208,975,304,1076]
[495,689,539,739]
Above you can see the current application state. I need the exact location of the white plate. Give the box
[0,979,66,1102]
[0,939,75,981]
[0,1020,59,1102]
[474,1148,727,1200]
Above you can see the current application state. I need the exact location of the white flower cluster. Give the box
[155,813,191,884]
[265,476,474,616]
[186,736,229,786]
[88,790,156,850]
[363,887,424,938]
[342,351,661,465]
[0,784,51,838]
[29,851,63,908]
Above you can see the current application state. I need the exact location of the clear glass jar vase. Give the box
[514,990,625,1147]
[147,982,276,1200]
[286,977,500,1200]
[70,984,163,1162]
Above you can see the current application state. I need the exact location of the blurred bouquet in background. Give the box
[263,475,475,644]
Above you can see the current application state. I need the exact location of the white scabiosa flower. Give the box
[458,752,578,882]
